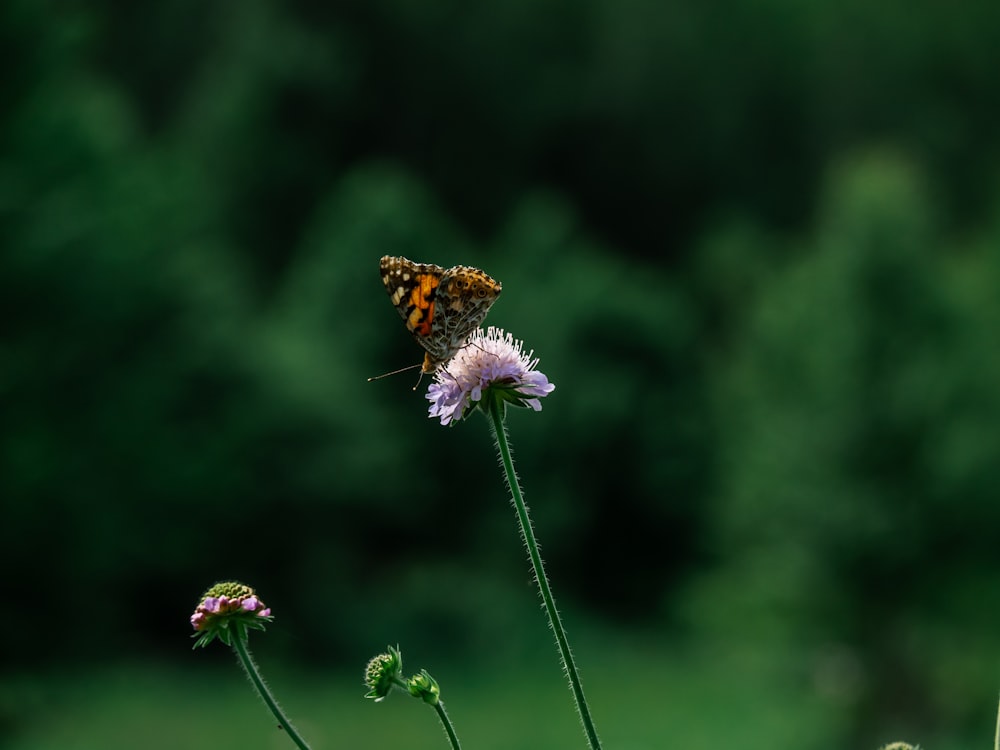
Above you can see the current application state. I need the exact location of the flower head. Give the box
[426,327,555,425]
[364,645,403,701]
[190,581,273,649]
[407,669,441,706]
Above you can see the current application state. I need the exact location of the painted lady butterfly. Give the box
[379,255,502,375]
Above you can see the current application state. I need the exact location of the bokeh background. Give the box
[4,1,1000,748]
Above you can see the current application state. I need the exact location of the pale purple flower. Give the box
[426,327,555,425]
[242,595,272,617]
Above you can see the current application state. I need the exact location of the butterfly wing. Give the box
[380,255,502,372]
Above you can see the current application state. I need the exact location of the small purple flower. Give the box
[241,595,268,614]
[190,582,273,649]
[426,327,555,425]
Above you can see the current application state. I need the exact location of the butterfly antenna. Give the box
[367,363,423,382]
[411,370,426,391]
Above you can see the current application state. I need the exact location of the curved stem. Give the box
[434,701,462,750]
[232,634,313,750]
[488,397,602,750]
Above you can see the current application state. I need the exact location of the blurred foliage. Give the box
[3,0,1000,747]
[2,637,842,750]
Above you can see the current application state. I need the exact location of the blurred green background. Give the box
[3,1,1000,748]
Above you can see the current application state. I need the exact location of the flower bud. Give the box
[407,669,441,706]
[190,581,272,649]
[364,646,403,701]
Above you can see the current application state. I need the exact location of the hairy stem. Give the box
[434,701,462,750]
[232,634,313,750]
[488,397,602,750]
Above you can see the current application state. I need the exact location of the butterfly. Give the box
[377,255,502,378]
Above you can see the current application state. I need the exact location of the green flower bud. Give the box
[364,646,403,701]
[407,669,441,706]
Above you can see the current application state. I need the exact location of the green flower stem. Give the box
[487,396,603,750]
[387,673,460,750]
[231,634,313,750]
[995,693,999,750]
[434,701,462,750]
